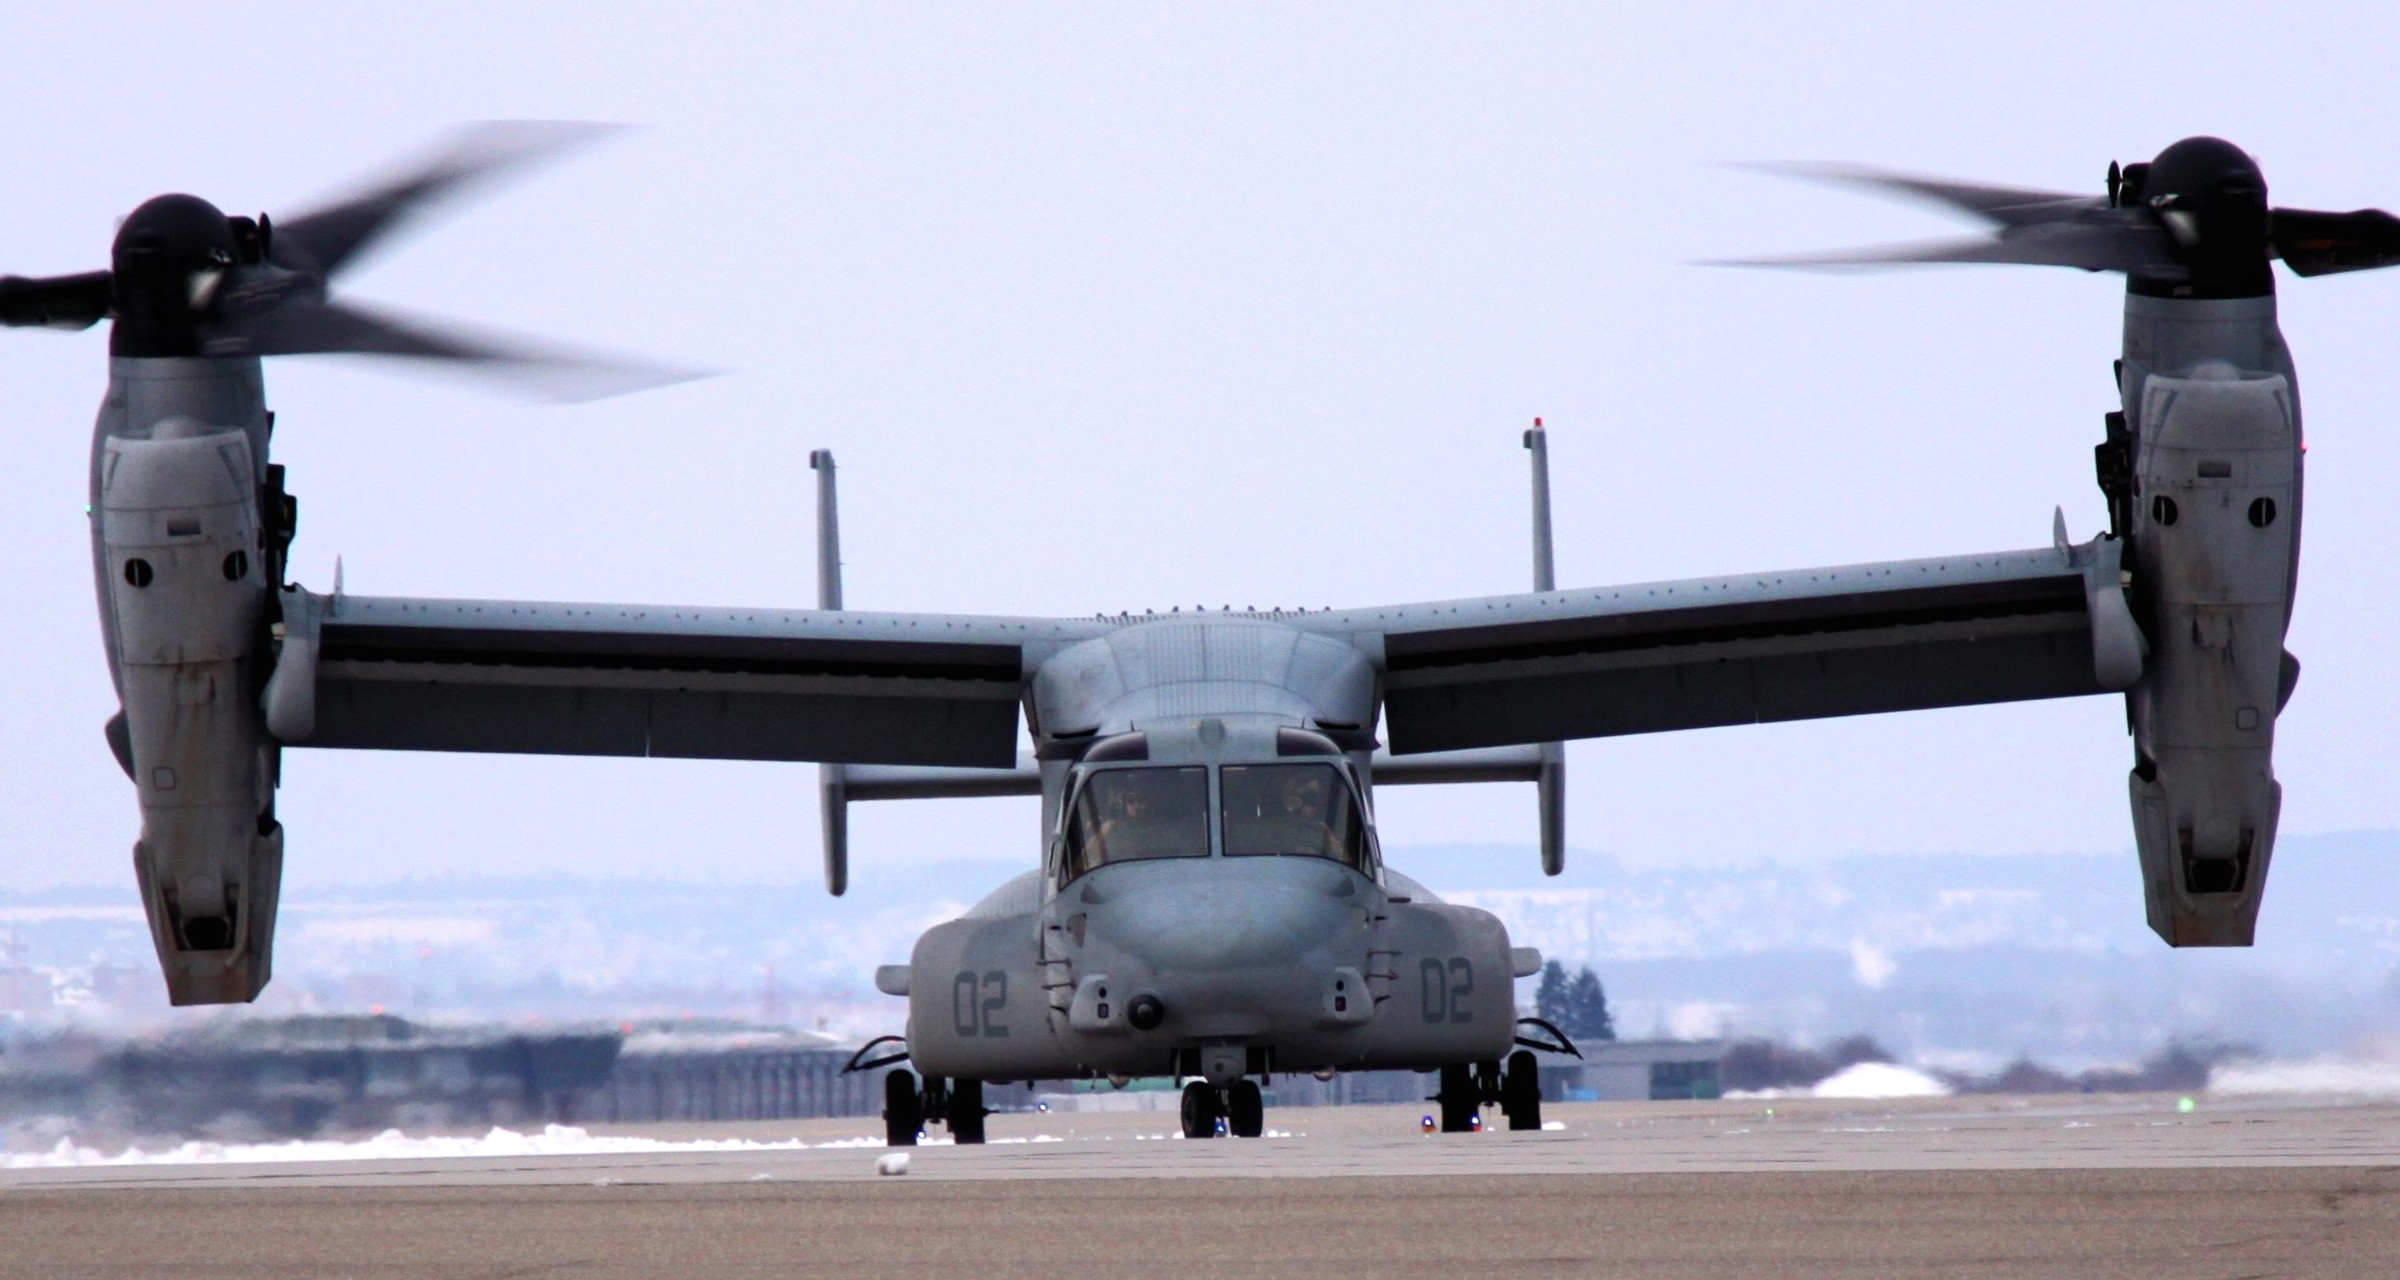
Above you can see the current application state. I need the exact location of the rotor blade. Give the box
[270,121,623,280]
[2271,207,2400,277]
[223,297,708,403]
[1738,162,2100,229]
[1709,221,2173,274]
[0,271,113,329]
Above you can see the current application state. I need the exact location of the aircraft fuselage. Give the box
[893,620,1536,1088]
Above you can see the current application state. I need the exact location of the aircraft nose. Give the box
[1085,859,1355,972]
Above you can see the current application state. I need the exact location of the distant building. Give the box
[0,1015,621,1138]
[1537,1038,1725,1102]
[595,1027,908,1123]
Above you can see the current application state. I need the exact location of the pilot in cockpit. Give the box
[1093,780,1154,853]
[1087,768,1202,862]
[1222,764,1352,863]
[1263,769,1341,860]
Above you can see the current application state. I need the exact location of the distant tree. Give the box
[1718,1035,1898,1091]
[1563,966,1615,1042]
[1720,1039,1813,1092]
[1534,960,1570,1027]
[1530,961,1616,1043]
[1824,1035,1893,1070]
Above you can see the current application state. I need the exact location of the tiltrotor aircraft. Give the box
[9,126,2391,1143]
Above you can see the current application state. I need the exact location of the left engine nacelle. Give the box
[100,419,283,1004]
[2124,366,2298,946]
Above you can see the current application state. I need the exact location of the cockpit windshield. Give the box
[1062,766,1210,880]
[1221,763,1366,871]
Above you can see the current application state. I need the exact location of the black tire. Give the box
[882,1070,921,1147]
[949,1078,987,1145]
[1180,1081,1223,1139]
[1436,1064,1477,1133]
[1503,1049,1542,1131]
[1226,1079,1265,1138]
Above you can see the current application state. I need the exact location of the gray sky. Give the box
[6,4,2400,891]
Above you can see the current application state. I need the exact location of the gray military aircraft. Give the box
[6,128,2384,1143]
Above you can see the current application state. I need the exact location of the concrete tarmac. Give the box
[5,1094,2398,1278]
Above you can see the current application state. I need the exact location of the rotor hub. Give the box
[109,194,238,357]
[2133,137,2274,300]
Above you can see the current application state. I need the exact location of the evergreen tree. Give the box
[1534,960,1570,1027]
[1564,965,1615,1042]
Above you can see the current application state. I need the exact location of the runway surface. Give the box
[6,1093,2397,1278]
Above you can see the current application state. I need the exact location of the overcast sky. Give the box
[6,4,2400,894]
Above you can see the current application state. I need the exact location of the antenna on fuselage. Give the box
[811,449,843,611]
[1524,420,1566,877]
[811,448,849,897]
[1527,420,1555,596]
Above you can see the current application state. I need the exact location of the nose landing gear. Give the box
[1226,1079,1264,1137]
[1432,1050,1545,1133]
[1180,1080,1221,1137]
[1500,1050,1542,1131]
[949,1078,988,1144]
[1179,1078,1267,1138]
[882,1069,922,1147]
[1434,1064,1479,1132]
[877,1069,988,1147]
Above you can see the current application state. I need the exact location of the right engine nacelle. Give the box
[2124,366,2298,945]
[100,417,283,1003]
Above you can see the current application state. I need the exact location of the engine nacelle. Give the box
[100,417,283,1003]
[2125,366,2297,945]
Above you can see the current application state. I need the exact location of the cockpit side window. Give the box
[1062,766,1211,881]
[1220,763,1365,871]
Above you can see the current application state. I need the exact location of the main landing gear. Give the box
[1433,1050,1544,1132]
[1180,1079,1265,1138]
[880,1070,987,1147]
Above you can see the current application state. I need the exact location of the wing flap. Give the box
[1363,547,2107,754]
[301,595,1078,767]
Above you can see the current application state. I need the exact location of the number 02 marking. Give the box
[1419,956,1473,1024]
[953,969,1010,1038]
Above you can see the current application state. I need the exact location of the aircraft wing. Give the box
[283,594,1110,768]
[1315,541,2138,755]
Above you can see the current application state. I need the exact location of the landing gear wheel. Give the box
[948,1078,987,1144]
[1226,1079,1264,1138]
[1180,1081,1224,1139]
[882,1070,922,1147]
[1502,1049,1542,1131]
[1436,1064,1477,1133]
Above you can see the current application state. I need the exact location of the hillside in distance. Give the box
[3,833,2394,1067]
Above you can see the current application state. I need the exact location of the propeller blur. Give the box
[1,120,698,401]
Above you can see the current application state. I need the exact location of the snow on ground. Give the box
[1,1124,858,1169]
[2210,1059,2400,1098]
[1810,1062,1953,1099]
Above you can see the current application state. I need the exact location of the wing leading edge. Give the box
[287,595,1109,768]
[1319,542,2131,755]
[285,541,2133,766]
